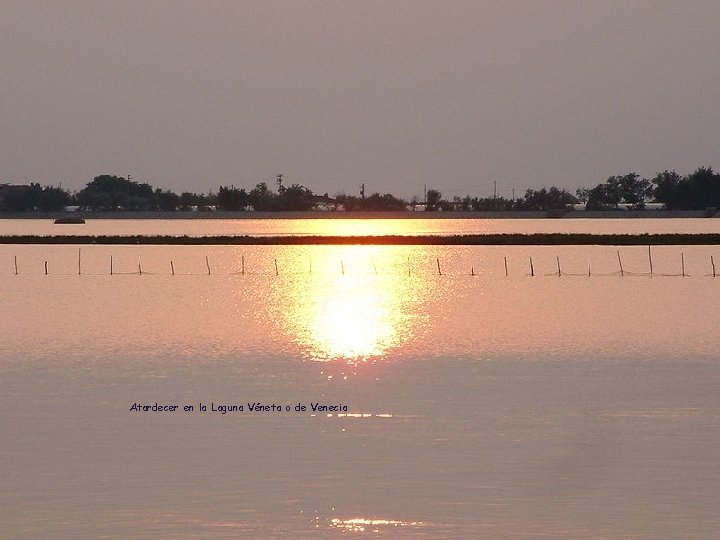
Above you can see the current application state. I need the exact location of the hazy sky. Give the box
[2,1,719,199]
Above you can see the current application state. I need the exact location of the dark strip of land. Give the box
[1,210,718,219]
[2,234,720,245]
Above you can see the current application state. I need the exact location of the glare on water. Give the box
[271,246,427,363]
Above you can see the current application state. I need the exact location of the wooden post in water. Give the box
[205,256,211,275]
[309,257,312,276]
[373,260,377,275]
[588,261,591,277]
[712,255,716,278]
[14,255,18,275]
[110,255,113,276]
[617,251,624,277]
[138,259,142,275]
[170,261,175,275]
[556,256,561,277]
[341,260,345,275]
[681,252,686,277]
[436,258,442,276]
[241,255,245,275]
[78,248,81,275]
[471,266,475,276]
[529,257,534,277]
[274,258,279,276]
[648,245,653,277]
[44,261,48,275]
[504,256,508,277]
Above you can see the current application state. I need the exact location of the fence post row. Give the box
[8,251,719,277]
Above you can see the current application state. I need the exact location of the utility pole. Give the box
[360,182,365,199]
[493,180,497,199]
[276,174,284,192]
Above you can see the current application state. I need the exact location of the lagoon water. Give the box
[2,219,720,539]
[4,215,720,237]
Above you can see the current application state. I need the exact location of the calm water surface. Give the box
[3,216,720,236]
[1,225,720,539]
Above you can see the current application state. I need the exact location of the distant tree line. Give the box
[652,167,720,210]
[0,175,216,212]
[217,183,316,211]
[454,187,579,212]
[0,183,71,212]
[1,167,719,213]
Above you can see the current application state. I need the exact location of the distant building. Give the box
[312,194,343,211]
[644,203,665,211]
[573,202,666,211]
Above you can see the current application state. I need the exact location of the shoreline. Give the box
[0,209,718,220]
[3,233,720,245]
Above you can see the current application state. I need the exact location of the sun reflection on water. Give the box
[271,246,428,364]
[330,517,424,533]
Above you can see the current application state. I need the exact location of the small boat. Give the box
[54,217,86,224]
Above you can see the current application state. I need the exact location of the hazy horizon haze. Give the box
[2,1,719,199]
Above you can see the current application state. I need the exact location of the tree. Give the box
[38,185,72,211]
[335,192,407,211]
[77,175,155,210]
[575,188,590,204]
[275,184,315,211]
[618,173,652,209]
[363,193,408,210]
[518,187,577,210]
[653,167,720,210]
[0,183,71,212]
[248,182,275,211]
[685,167,720,209]
[154,189,180,211]
[652,170,683,209]
[426,189,442,211]
[587,178,622,210]
[179,192,202,210]
[585,174,650,210]
[334,194,363,211]
[217,186,249,211]
[472,196,514,211]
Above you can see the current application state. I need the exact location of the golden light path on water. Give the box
[329,517,424,533]
[268,244,429,364]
